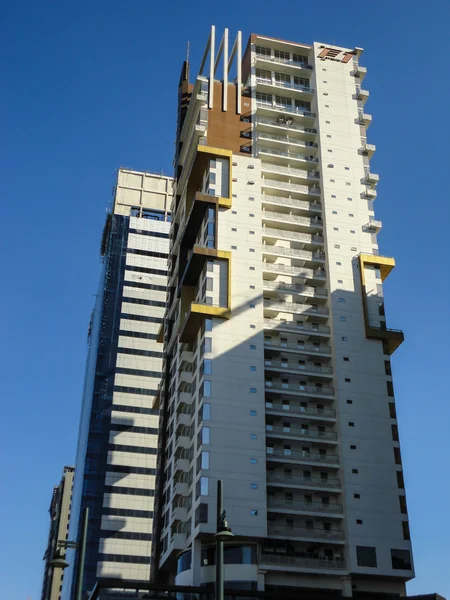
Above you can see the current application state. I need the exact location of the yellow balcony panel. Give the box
[180,246,231,287]
[359,253,395,282]
[185,145,233,213]
[179,302,230,343]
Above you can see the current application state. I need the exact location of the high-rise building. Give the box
[41,466,75,600]
[151,27,414,596]
[62,169,172,599]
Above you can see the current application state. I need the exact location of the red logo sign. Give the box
[317,47,354,63]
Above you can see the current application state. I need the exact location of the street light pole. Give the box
[215,480,224,600]
[214,480,234,600]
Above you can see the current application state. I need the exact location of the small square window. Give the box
[250,433,257,439]
[249,248,255,253]
[346,182,351,186]
[347,399,353,404]
[232,210,237,214]
[342,336,348,341]
[343,356,349,361]
[350,445,356,449]
[334,228,339,232]
[350,230,355,234]
[347,197,352,201]
[338,297,345,303]
[250,458,258,464]
[250,410,257,416]
[351,246,357,251]
[249,213,255,217]
[250,285,255,289]
[327,134,331,138]
[250,483,258,489]
[340,317,347,322]
[326,120,330,124]
[250,344,256,350]
[250,303,256,308]
[334,244,340,249]
[336,261,342,265]
[345,167,350,170]
[338,279,343,283]
[331,194,336,198]
[249,266,255,271]
[250,324,256,329]
[356,519,363,524]
[250,509,258,515]
[232,227,237,232]
[352,469,358,474]
[330,179,335,182]
[249,197,255,201]
[349,213,354,217]
[354,493,360,499]
[231,245,237,249]
[250,366,256,371]
[250,231,255,235]
[332,210,337,214]
[345,378,351,383]
[349,421,355,426]
[328,149,332,152]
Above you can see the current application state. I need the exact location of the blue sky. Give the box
[1,1,450,598]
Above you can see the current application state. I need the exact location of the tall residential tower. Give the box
[152,28,413,597]
[62,169,172,599]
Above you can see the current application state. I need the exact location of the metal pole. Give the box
[75,507,89,600]
[215,480,224,600]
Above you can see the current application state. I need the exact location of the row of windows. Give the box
[110,423,158,435]
[109,443,157,456]
[117,347,163,359]
[115,367,161,379]
[100,530,152,541]
[106,464,156,476]
[128,227,169,240]
[103,507,153,519]
[118,329,158,341]
[123,280,167,292]
[103,485,155,497]
[113,385,157,396]
[98,552,151,565]
[126,248,168,260]
[121,313,163,324]
[125,264,167,277]
[111,404,158,416]
[122,296,166,308]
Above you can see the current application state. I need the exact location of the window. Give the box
[347,197,352,201]
[338,279,343,283]
[334,244,340,248]
[203,403,211,421]
[250,483,258,489]
[249,213,255,217]
[200,477,209,496]
[250,231,255,235]
[350,445,356,450]
[391,549,412,570]
[203,359,212,375]
[351,246,357,251]
[232,227,237,232]
[334,228,339,232]
[340,317,347,322]
[250,344,256,350]
[250,387,257,393]
[350,229,355,234]
[352,469,358,474]
[345,378,351,383]
[345,167,350,170]
[249,248,255,253]
[249,266,255,271]
[202,427,210,444]
[347,399,353,404]
[354,493,360,499]
[250,285,255,289]
[342,336,348,341]
[343,356,349,361]
[326,120,330,123]
[250,433,257,440]
[250,410,257,416]
[331,194,336,198]
[250,366,256,371]
[330,178,335,182]
[328,149,332,152]
[332,210,337,214]
[231,245,237,249]
[250,458,258,464]
[349,213,354,217]
[232,210,237,214]
[250,510,258,516]
[357,546,377,568]
[201,451,210,469]
[338,297,345,303]
[204,337,212,353]
[250,324,256,329]
[202,380,211,397]
[205,318,213,332]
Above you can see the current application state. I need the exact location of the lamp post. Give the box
[214,480,234,600]
[49,507,89,600]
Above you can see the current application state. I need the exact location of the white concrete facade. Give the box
[154,30,413,598]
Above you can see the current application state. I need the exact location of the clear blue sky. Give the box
[1,1,449,598]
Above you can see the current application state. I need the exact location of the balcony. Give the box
[263,280,327,301]
[263,262,327,282]
[360,141,376,157]
[264,300,329,319]
[171,532,187,550]
[267,447,339,465]
[361,188,377,200]
[356,110,372,127]
[256,101,316,120]
[262,227,324,246]
[262,244,325,264]
[261,162,320,182]
[268,525,345,543]
[266,425,337,443]
[363,171,379,186]
[267,500,343,515]
[262,195,322,216]
[259,553,346,572]
[267,472,341,491]
[353,63,367,81]
[176,412,192,430]
[177,391,194,407]
[258,135,318,156]
[264,358,333,378]
[354,86,369,103]
[174,435,191,452]
[172,506,188,521]
[262,179,321,199]
[264,325,331,344]
[174,482,189,497]
[256,76,314,96]
[255,52,313,72]
[262,210,323,230]
[266,402,336,421]
[174,458,190,474]
[255,116,317,137]
[265,381,334,399]
[363,219,382,232]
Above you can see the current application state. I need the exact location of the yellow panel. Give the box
[359,253,395,283]
[191,303,231,319]
[197,145,233,158]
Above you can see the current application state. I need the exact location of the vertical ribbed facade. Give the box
[62,169,171,599]
[152,28,414,597]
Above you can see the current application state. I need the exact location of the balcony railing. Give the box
[262,227,324,245]
[267,448,339,463]
[265,382,334,397]
[262,163,320,179]
[263,262,327,281]
[256,117,317,135]
[256,101,316,118]
[268,525,344,541]
[262,244,325,262]
[258,132,318,150]
[267,473,341,489]
[255,52,313,70]
[264,320,331,338]
[262,210,323,227]
[262,195,322,213]
[263,280,328,299]
[266,403,336,419]
[262,179,320,196]
[268,499,342,513]
[258,146,319,163]
[259,553,346,570]
[264,301,329,316]
[264,359,333,376]
[267,425,336,442]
